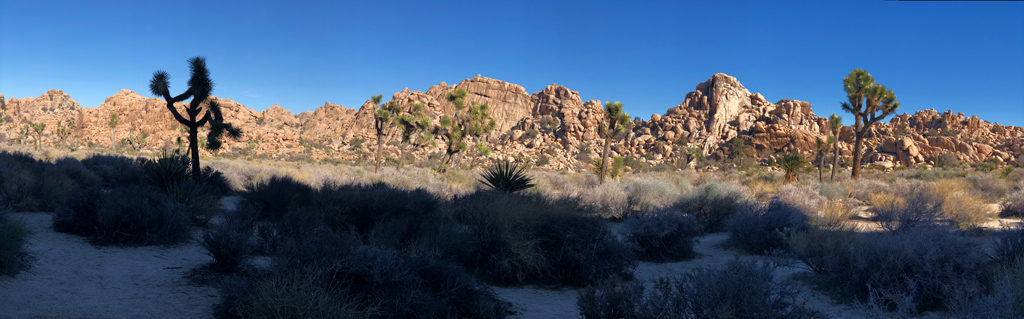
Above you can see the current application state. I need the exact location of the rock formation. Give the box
[2,74,1021,170]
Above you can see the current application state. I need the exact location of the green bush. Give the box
[623,210,700,262]
[0,208,29,276]
[673,182,752,233]
[445,191,635,286]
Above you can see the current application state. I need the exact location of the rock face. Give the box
[2,74,1022,170]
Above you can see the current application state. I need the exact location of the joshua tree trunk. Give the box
[375,133,384,173]
[189,125,201,180]
[817,150,825,183]
[110,127,116,150]
[851,132,864,180]
[831,144,840,181]
[599,135,612,184]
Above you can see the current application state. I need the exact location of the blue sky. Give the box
[1,0,1022,126]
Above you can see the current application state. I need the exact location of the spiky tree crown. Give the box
[149,57,240,151]
[841,69,900,124]
[828,113,842,135]
[600,101,631,138]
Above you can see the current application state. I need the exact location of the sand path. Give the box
[0,213,217,319]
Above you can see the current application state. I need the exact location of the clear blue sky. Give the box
[1,0,1022,126]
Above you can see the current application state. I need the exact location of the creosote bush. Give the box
[791,227,986,313]
[217,231,512,319]
[445,191,635,286]
[0,208,30,276]
[623,210,700,262]
[726,201,810,254]
[577,260,820,319]
[55,186,191,246]
[673,182,752,233]
[1001,187,1024,218]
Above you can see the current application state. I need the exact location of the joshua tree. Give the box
[394,101,433,170]
[778,152,807,183]
[149,57,241,181]
[598,101,630,184]
[829,114,842,181]
[472,141,492,166]
[56,119,75,146]
[815,138,830,183]
[108,113,118,150]
[841,69,899,179]
[29,122,45,150]
[370,95,402,173]
[435,88,495,171]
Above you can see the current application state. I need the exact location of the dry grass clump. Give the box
[622,179,679,213]
[847,178,889,203]
[0,208,30,276]
[577,260,820,319]
[940,190,991,231]
[815,200,855,231]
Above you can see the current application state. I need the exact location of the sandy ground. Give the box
[0,213,218,319]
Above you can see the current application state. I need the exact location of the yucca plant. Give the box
[479,161,535,193]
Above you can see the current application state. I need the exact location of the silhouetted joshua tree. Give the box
[840,69,899,179]
[149,57,240,181]
[598,101,630,184]
[108,113,118,150]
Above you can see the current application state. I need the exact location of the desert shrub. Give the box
[775,184,825,216]
[940,190,991,230]
[577,260,820,319]
[202,213,253,272]
[1001,187,1024,218]
[726,201,810,254]
[792,228,986,313]
[576,182,629,218]
[869,186,941,232]
[80,154,144,186]
[219,232,512,319]
[847,178,888,202]
[243,175,317,221]
[216,270,369,319]
[0,208,29,276]
[814,183,847,201]
[673,182,752,233]
[948,257,1024,319]
[966,173,1010,201]
[623,210,700,262]
[576,278,644,319]
[814,200,854,231]
[993,224,1024,265]
[56,186,191,246]
[52,187,103,235]
[168,180,222,226]
[0,152,78,211]
[445,191,635,286]
[622,179,677,213]
[141,154,192,193]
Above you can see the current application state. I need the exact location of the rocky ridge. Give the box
[1,74,1021,170]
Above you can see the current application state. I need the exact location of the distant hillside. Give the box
[2,74,1022,169]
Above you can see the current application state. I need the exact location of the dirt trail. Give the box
[0,213,217,319]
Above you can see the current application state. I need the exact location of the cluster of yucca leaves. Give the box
[479,161,534,193]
